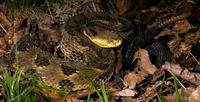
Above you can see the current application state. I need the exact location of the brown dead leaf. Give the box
[38,19,61,47]
[189,85,200,102]
[0,84,3,98]
[0,36,13,57]
[143,85,158,100]
[75,90,90,99]
[154,28,172,39]
[115,0,155,17]
[123,71,147,89]
[66,96,73,102]
[195,65,200,71]
[116,0,133,15]
[111,88,137,97]
[0,37,7,52]
[161,62,200,85]
[164,88,194,102]
[172,19,191,34]
[0,11,12,28]
[134,49,158,74]
[151,70,165,83]
[66,96,84,102]
[123,49,158,89]
[168,28,200,59]
[179,87,195,102]
[70,98,84,102]
[138,80,172,102]
[163,91,177,102]
[120,97,137,102]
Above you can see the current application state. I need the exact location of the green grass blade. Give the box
[157,74,166,102]
[172,73,180,102]
[84,77,104,102]
[0,67,41,102]
[101,81,109,102]
[87,92,91,102]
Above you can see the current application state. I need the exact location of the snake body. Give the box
[16,46,116,93]
[2,12,133,95]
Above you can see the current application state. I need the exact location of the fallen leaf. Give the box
[123,49,158,89]
[111,88,137,97]
[120,97,137,102]
[172,19,191,34]
[134,49,158,74]
[38,18,61,47]
[75,90,90,99]
[70,98,84,102]
[66,96,73,102]
[116,0,133,15]
[189,85,200,102]
[161,62,200,85]
[0,37,8,56]
[0,11,12,27]
[123,71,147,89]
[164,87,194,102]
[154,28,172,39]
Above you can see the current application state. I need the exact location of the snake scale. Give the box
[0,12,132,96]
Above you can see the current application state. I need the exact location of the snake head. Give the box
[82,26,122,48]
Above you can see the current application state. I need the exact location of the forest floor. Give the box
[0,0,200,102]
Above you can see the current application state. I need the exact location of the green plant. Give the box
[172,73,180,102]
[101,80,109,102]
[0,68,34,102]
[0,64,50,102]
[157,74,166,102]
[86,79,109,102]
[0,47,45,102]
[157,73,180,102]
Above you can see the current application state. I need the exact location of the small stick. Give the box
[0,23,9,35]
[188,51,200,65]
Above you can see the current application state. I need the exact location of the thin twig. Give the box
[167,69,186,89]
[45,0,53,19]
[0,23,9,35]
[91,0,97,12]
[188,51,200,65]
